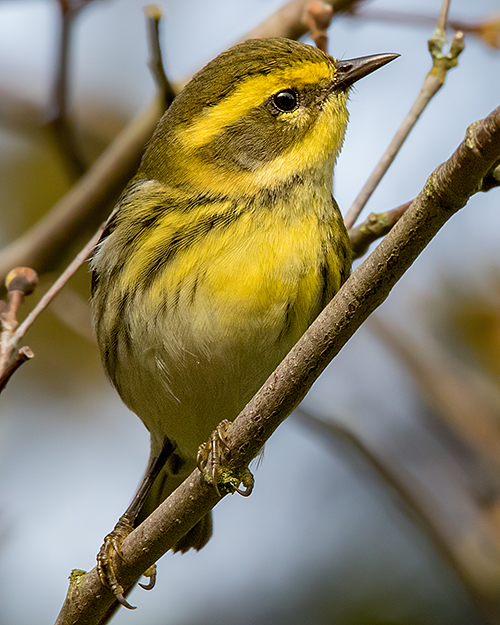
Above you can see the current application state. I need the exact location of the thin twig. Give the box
[0,290,24,373]
[344,0,465,230]
[303,1,334,52]
[0,223,102,390]
[295,408,499,625]
[54,106,500,625]
[0,346,34,394]
[48,0,91,178]
[144,5,176,110]
[348,201,411,259]
[437,0,452,32]
[12,223,104,344]
[347,155,500,260]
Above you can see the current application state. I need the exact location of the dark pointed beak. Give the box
[333,53,399,89]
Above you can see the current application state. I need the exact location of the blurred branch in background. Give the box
[0,3,172,291]
[0,97,162,290]
[302,1,334,52]
[244,0,366,40]
[47,0,95,179]
[295,407,500,625]
[369,315,500,485]
[353,7,500,49]
[369,314,500,603]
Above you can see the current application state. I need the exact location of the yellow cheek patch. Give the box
[178,91,349,197]
[181,61,334,151]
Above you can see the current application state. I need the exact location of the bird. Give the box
[90,36,398,607]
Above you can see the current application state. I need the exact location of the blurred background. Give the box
[0,0,500,623]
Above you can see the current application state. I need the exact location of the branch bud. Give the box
[5,267,39,296]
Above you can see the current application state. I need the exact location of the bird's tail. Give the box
[135,450,213,552]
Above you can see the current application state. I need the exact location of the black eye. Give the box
[272,89,299,112]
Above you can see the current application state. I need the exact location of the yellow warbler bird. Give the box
[91,37,397,605]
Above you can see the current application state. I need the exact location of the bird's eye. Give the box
[272,89,299,112]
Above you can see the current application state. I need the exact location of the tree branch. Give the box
[12,224,104,344]
[54,105,500,625]
[0,268,38,393]
[0,345,34,394]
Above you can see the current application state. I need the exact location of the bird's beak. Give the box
[333,53,399,89]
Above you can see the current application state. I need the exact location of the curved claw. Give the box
[197,420,255,498]
[211,461,222,497]
[139,565,157,591]
[96,516,137,609]
[116,592,136,610]
[235,469,254,497]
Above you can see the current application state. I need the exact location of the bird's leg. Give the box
[96,438,176,609]
[197,419,254,497]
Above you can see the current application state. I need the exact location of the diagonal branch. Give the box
[54,105,500,625]
[12,224,105,344]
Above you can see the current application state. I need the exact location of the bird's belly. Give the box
[115,285,309,460]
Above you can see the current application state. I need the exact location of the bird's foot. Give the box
[196,419,254,497]
[96,514,157,609]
